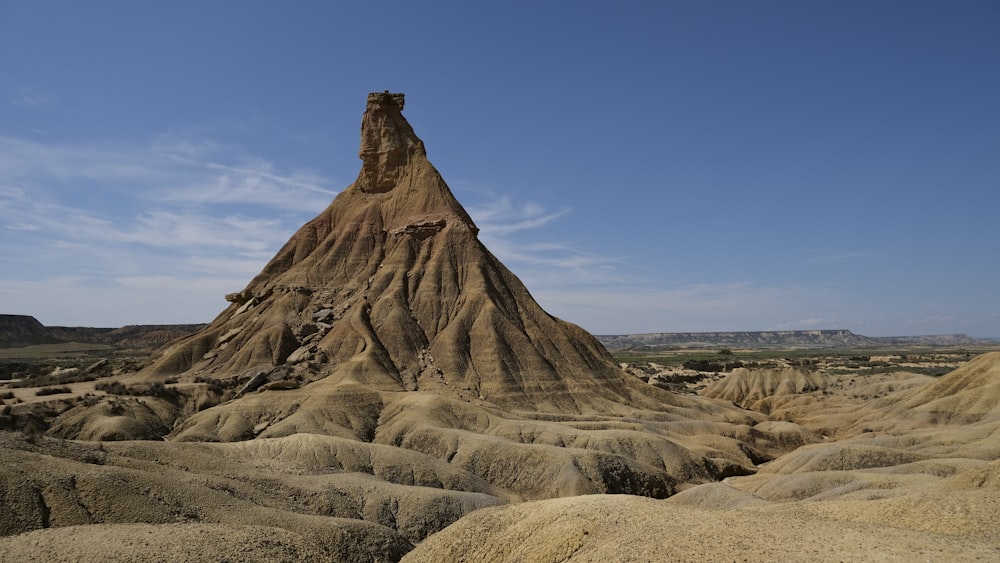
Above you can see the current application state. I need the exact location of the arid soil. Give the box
[1,94,998,561]
[3,352,998,561]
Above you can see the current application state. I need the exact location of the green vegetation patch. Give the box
[0,342,114,359]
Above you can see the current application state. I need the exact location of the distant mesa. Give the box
[0,314,206,350]
[0,315,62,348]
[597,330,998,351]
[4,312,992,354]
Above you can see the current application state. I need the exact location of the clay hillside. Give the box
[1,94,998,562]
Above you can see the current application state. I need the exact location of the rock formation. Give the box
[6,93,997,561]
[126,92,772,500]
[0,315,61,347]
[147,92,661,415]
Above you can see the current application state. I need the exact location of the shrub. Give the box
[95,381,127,395]
[194,376,237,389]
[95,380,179,400]
[10,370,99,389]
[36,386,72,396]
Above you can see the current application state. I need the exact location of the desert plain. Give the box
[1,93,998,562]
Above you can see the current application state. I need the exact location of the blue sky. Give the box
[1,1,998,337]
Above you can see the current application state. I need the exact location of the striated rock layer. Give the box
[147,91,638,415]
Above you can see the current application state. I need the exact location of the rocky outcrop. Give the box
[144,92,634,415]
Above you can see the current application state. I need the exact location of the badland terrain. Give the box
[1,93,998,562]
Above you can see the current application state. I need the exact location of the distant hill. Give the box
[596,330,998,351]
[0,314,206,350]
[0,315,63,348]
[6,315,995,353]
[871,334,1000,347]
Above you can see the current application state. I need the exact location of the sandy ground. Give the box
[2,354,999,561]
[402,494,1000,562]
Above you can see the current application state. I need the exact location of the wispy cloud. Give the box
[0,136,337,213]
[2,142,950,334]
[531,281,840,334]
[806,251,876,265]
[0,277,240,326]
[773,317,840,330]
[0,136,180,185]
[153,148,337,210]
[462,193,858,334]
[467,197,570,235]
[466,194,625,285]
[0,133,336,324]
[912,314,958,325]
[0,184,26,199]
[9,89,57,109]
[2,192,284,258]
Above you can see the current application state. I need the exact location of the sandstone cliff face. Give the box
[146,92,631,414]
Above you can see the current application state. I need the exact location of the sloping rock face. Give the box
[0,315,61,347]
[889,351,1000,424]
[702,367,833,408]
[147,92,638,415]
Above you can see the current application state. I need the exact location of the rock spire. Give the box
[357,91,424,193]
[146,92,639,417]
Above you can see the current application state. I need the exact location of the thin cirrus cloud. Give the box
[774,318,840,330]
[1,184,286,258]
[2,136,854,332]
[0,135,337,213]
[806,251,876,265]
[530,281,847,334]
[466,195,619,277]
[462,194,848,333]
[0,136,170,184]
[119,211,286,254]
[466,197,571,235]
[9,90,57,109]
[153,151,337,211]
[0,133,337,324]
